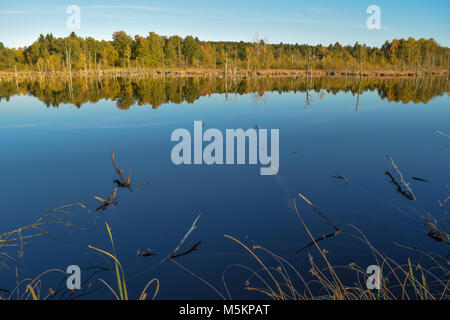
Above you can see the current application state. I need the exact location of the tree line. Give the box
[0,31,448,73]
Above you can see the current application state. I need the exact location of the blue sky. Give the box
[0,0,449,48]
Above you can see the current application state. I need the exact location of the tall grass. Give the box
[1,194,448,300]
[220,194,449,300]
[89,222,159,300]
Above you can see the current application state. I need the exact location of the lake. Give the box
[0,76,449,300]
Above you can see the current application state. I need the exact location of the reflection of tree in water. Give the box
[116,81,135,110]
[0,76,448,109]
[183,78,202,104]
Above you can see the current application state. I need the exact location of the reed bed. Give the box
[219,194,449,300]
[1,188,448,300]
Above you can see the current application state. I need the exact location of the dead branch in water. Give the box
[386,155,416,201]
[297,193,339,232]
[385,171,416,201]
[111,150,150,191]
[332,171,351,185]
[296,231,341,253]
[435,131,450,153]
[169,241,202,260]
[112,150,133,192]
[436,130,450,139]
[164,214,202,261]
[94,187,118,211]
[137,248,157,257]
[295,193,340,253]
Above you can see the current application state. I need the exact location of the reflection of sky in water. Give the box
[0,89,449,299]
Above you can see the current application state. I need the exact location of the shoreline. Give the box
[0,68,448,80]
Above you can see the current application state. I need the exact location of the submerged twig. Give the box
[297,193,339,232]
[436,130,450,139]
[412,177,430,183]
[435,131,450,153]
[386,155,416,201]
[296,193,340,253]
[169,241,202,260]
[332,171,351,185]
[94,188,118,211]
[112,150,133,192]
[296,231,341,253]
[137,248,157,257]
[385,171,416,201]
[435,144,450,153]
[164,214,201,261]
[111,150,150,191]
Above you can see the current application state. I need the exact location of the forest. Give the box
[0,31,449,74]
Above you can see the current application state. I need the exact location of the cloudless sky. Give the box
[0,0,449,48]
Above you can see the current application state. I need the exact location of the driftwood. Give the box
[296,230,341,253]
[385,171,416,201]
[111,150,150,191]
[297,193,340,232]
[169,241,202,259]
[436,131,450,153]
[94,187,118,211]
[332,171,351,184]
[137,248,157,257]
[164,214,201,261]
[295,193,340,253]
[135,215,202,264]
[386,155,416,201]
[436,130,450,139]
[112,150,133,192]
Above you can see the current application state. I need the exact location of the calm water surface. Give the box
[1,76,449,299]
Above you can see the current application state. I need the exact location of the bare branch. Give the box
[386,155,416,201]
[164,214,201,261]
[437,130,450,139]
